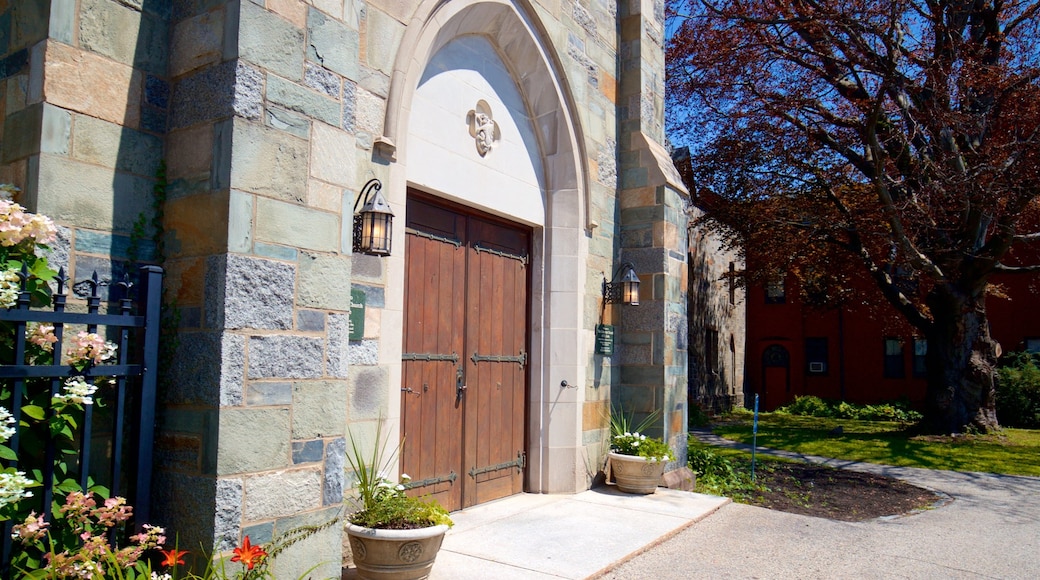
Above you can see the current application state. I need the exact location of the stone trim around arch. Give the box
[378,0,590,231]
[378,0,594,495]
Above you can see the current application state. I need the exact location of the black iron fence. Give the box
[0,265,162,572]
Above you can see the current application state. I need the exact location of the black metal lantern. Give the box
[352,179,394,256]
[603,263,641,305]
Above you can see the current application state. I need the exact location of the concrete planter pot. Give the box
[608,452,666,494]
[345,523,450,580]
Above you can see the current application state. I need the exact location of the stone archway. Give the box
[378,0,592,495]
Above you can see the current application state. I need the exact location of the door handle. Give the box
[456,368,467,399]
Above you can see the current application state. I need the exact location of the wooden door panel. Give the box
[402,199,466,511]
[464,217,529,505]
[403,194,529,510]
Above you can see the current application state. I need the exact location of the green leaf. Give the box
[88,482,110,498]
[0,445,16,460]
[27,259,57,281]
[21,405,45,421]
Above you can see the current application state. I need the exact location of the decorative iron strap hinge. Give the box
[406,227,462,248]
[468,451,525,478]
[403,471,458,490]
[402,352,460,365]
[474,242,528,266]
[470,350,527,368]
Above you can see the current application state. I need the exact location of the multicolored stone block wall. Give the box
[157,1,368,575]
[1,0,695,570]
[0,0,167,289]
[613,0,691,465]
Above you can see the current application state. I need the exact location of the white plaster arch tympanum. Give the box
[377,0,593,495]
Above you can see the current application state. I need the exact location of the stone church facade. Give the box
[1,0,691,573]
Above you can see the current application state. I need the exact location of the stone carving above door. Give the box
[467,100,500,157]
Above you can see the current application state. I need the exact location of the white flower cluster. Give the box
[0,406,14,442]
[0,471,34,509]
[0,268,20,309]
[55,377,99,406]
[0,406,33,509]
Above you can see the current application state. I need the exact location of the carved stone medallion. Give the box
[467,99,500,157]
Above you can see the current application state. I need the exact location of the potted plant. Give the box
[343,423,453,580]
[606,410,676,494]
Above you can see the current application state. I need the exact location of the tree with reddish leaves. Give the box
[666,0,1040,433]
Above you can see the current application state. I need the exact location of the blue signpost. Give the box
[752,394,760,481]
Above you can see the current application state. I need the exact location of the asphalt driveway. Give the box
[598,436,1040,579]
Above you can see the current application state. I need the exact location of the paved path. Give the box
[343,487,729,579]
[598,432,1040,579]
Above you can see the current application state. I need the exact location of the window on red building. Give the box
[913,338,927,378]
[805,337,828,375]
[884,338,905,378]
[765,276,785,304]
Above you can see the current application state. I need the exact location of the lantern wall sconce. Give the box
[603,263,641,305]
[352,178,395,256]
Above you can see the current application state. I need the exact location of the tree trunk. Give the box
[923,286,1000,434]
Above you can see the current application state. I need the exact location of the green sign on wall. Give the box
[349,289,366,340]
[595,324,614,355]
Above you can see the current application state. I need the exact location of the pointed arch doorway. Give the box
[400,192,530,511]
[381,0,592,507]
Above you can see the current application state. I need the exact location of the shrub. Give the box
[686,438,757,498]
[776,396,922,423]
[687,444,735,480]
[997,352,1040,429]
[688,403,712,428]
[778,395,832,417]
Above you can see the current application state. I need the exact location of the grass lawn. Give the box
[711,412,1040,476]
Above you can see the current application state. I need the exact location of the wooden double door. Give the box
[400,192,530,512]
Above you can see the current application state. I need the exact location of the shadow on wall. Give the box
[687,222,744,414]
[109,0,217,557]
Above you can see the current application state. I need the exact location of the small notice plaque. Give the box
[595,324,614,355]
[349,289,366,340]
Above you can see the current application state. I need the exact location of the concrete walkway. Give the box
[598,431,1040,579]
[419,487,729,579]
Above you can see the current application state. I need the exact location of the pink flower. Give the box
[131,524,167,549]
[11,512,49,543]
[27,323,58,352]
[60,491,98,527]
[95,496,133,527]
[66,332,118,367]
[0,199,55,246]
[0,200,29,246]
[25,213,56,244]
[114,545,145,566]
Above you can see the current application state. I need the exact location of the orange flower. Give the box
[231,536,267,571]
[161,548,188,567]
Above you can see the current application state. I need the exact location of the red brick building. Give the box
[746,268,1040,411]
